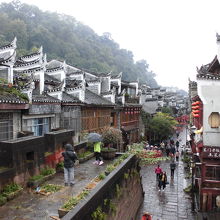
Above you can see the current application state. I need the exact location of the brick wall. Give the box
[62,154,144,220]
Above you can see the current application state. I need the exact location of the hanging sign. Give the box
[203,146,220,158]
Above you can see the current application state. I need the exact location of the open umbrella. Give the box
[87,132,102,143]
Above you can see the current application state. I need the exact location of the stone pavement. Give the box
[138,128,195,220]
[0,158,111,220]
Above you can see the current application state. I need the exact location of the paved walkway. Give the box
[0,159,111,220]
[138,128,195,220]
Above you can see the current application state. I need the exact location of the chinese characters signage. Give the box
[203,146,220,158]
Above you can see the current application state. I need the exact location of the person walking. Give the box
[170,160,176,177]
[166,144,170,157]
[62,143,78,186]
[154,164,162,181]
[176,150,180,161]
[93,141,104,165]
[158,171,167,191]
[175,140,180,149]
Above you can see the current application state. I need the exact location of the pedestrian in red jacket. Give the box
[155,164,162,181]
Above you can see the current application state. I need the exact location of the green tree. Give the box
[161,107,173,115]
[0,1,158,88]
[149,112,178,144]
[141,111,178,144]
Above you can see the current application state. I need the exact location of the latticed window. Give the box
[0,113,13,141]
[61,107,81,132]
[205,166,220,181]
[23,118,50,136]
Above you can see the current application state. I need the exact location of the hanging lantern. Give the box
[192,110,200,114]
[192,105,199,110]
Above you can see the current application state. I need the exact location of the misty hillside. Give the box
[0,0,158,87]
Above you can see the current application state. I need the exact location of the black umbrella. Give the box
[87,132,102,143]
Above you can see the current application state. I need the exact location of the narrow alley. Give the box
[138,128,195,220]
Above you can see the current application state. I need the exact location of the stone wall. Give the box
[29,103,61,114]
[62,154,144,220]
[0,129,74,190]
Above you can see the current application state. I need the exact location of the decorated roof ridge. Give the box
[32,93,61,103]
[81,68,111,77]
[46,65,64,72]
[85,88,115,106]
[62,91,82,103]
[0,50,16,66]
[45,74,61,83]
[17,46,43,61]
[65,85,82,91]
[111,72,122,79]
[86,79,101,83]
[0,37,17,51]
[14,58,41,68]
[206,55,218,72]
[44,87,62,93]
[15,67,44,74]
[67,70,84,76]
[197,65,220,80]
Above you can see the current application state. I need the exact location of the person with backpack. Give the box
[170,160,176,177]
[158,171,168,191]
[62,143,78,186]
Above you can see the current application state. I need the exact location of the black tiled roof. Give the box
[45,74,60,84]
[85,89,114,106]
[14,59,41,68]
[62,92,81,103]
[111,81,119,87]
[66,79,82,88]
[32,94,60,103]
[197,65,220,80]
[0,92,28,104]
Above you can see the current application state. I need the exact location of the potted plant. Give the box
[101,127,122,160]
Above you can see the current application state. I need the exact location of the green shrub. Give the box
[40,167,55,176]
[62,189,89,211]
[2,183,22,196]
[29,174,44,181]
[0,195,7,206]
[98,172,106,180]
[56,162,64,169]
[105,164,115,173]
[41,184,63,193]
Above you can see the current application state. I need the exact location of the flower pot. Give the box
[58,208,69,218]
[101,148,116,160]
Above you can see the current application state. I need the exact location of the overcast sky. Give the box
[2,0,220,91]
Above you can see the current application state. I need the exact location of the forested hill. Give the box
[0,1,158,87]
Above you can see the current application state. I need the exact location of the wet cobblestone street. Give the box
[138,128,195,220]
[0,159,111,220]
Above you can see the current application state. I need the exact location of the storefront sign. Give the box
[203,146,220,158]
